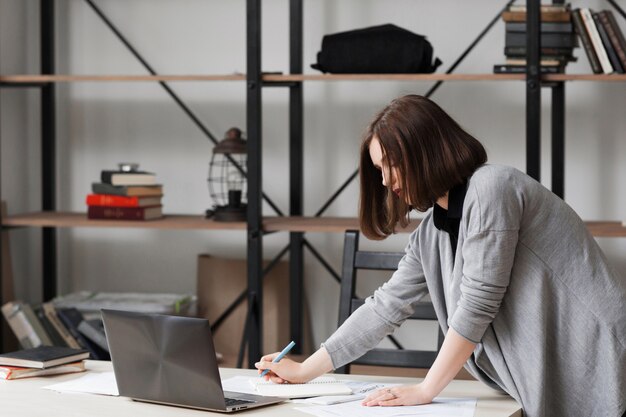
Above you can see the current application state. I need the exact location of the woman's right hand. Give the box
[254,352,309,384]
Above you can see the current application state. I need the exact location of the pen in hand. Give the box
[259,341,296,378]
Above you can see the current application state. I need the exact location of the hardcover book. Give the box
[0,361,85,380]
[580,8,613,74]
[56,308,110,361]
[493,64,563,74]
[85,194,162,208]
[100,170,156,186]
[91,183,163,197]
[505,32,579,48]
[593,12,625,73]
[601,10,626,69]
[505,22,573,33]
[502,10,572,23]
[0,346,89,369]
[572,9,602,74]
[87,205,163,221]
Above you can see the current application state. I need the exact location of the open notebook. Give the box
[249,376,352,398]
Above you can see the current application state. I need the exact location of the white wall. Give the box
[2,0,625,353]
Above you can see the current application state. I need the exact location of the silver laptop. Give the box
[101,309,284,412]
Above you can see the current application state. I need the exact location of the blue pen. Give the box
[260,341,296,377]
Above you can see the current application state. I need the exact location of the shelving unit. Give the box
[1,0,625,368]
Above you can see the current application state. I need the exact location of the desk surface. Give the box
[0,361,522,417]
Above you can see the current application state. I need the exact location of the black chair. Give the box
[335,230,444,374]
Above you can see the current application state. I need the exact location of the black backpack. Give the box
[311,24,442,74]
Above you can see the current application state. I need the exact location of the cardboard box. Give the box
[197,254,310,367]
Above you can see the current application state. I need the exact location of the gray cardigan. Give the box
[323,164,626,417]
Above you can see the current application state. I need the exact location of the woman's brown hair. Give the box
[359,95,487,240]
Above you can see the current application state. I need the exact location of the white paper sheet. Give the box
[295,397,477,417]
[292,382,397,405]
[42,371,119,396]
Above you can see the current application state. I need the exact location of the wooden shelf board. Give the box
[543,74,626,81]
[263,217,421,233]
[0,74,246,83]
[262,73,525,82]
[2,212,246,230]
[3,213,625,236]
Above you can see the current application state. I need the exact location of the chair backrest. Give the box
[335,230,443,374]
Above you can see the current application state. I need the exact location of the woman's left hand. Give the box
[362,383,434,407]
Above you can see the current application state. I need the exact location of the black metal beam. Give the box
[289,0,305,355]
[303,239,341,284]
[83,0,284,217]
[551,82,565,198]
[246,0,263,369]
[526,0,541,181]
[42,0,57,302]
[315,170,358,218]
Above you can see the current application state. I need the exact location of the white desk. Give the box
[0,361,522,416]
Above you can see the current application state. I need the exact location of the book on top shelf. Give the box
[0,361,85,380]
[579,8,614,73]
[593,12,625,73]
[101,169,156,186]
[572,8,603,74]
[599,10,626,69]
[92,182,163,197]
[0,346,89,369]
[85,194,162,207]
[87,205,163,221]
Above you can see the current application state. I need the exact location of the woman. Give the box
[254,95,626,417]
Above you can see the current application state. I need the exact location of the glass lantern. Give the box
[206,127,248,222]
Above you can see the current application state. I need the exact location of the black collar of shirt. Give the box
[433,180,468,259]
[433,180,468,232]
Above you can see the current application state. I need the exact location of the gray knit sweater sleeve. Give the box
[322,232,429,370]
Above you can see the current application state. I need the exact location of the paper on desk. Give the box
[295,397,477,417]
[42,371,119,396]
[221,376,258,395]
[292,382,397,405]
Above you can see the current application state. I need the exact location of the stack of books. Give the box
[495,3,578,74]
[0,345,88,380]
[572,8,626,74]
[87,167,164,221]
[1,301,111,361]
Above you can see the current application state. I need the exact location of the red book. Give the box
[85,194,162,207]
[87,205,163,221]
[0,361,85,380]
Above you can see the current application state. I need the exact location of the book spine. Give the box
[88,206,153,220]
[86,194,140,207]
[22,303,53,346]
[77,321,109,352]
[572,9,602,74]
[56,309,106,360]
[598,11,626,72]
[504,46,575,56]
[42,303,82,349]
[580,8,613,74]
[505,32,578,48]
[36,307,67,347]
[593,12,624,73]
[505,22,573,33]
[91,183,127,196]
[502,11,572,23]
[1,302,42,349]
[100,170,116,185]
[605,11,626,69]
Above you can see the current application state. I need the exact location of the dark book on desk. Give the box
[56,308,110,360]
[87,205,163,221]
[593,12,625,73]
[101,170,156,186]
[77,319,109,352]
[493,64,563,74]
[0,346,89,369]
[92,182,163,197]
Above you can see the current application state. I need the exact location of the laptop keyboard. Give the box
[225,397,256,408]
